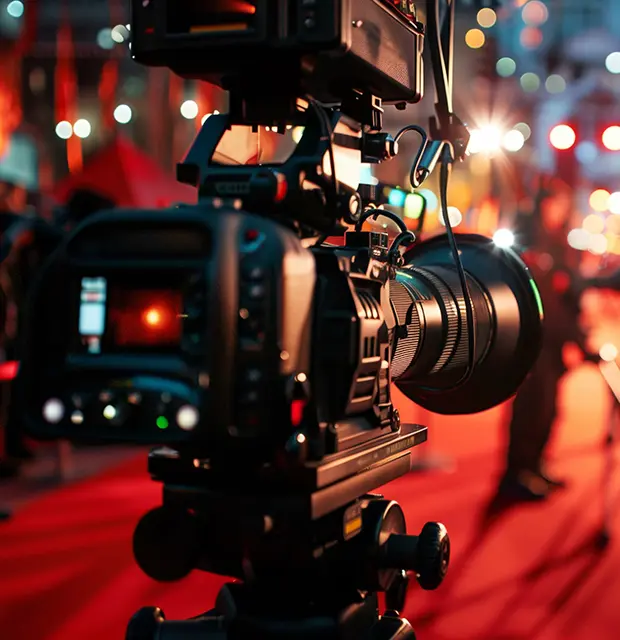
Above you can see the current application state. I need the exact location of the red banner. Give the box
[55,13,81,172]
[98,60,119,131]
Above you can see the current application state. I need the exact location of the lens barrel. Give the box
[391,234,544,414]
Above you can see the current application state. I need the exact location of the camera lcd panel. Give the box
[107,287,184,349]
[78,277,107,354]
[167,0,258,36]
[78,278,184,354]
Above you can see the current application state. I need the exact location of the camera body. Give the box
[131,0,425,106]
[17,205,402,467]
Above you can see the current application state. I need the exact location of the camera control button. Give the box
[240,390,260,405]
[247,284,265,300]
[246,369,262,383]
[242,266,265,281]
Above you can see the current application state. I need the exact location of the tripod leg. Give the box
[371,611,417,640]
[385,570,409,614]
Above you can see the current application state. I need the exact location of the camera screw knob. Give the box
[415,522,450,591]
[390,408,401,432]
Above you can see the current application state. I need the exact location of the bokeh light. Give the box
[477,8,497,28]
[465,28,486,49]
[111,25,130,43]
[73,119,91,139]
[602,125,620,151]
[520,72,541,92]
[418,189,439,213]
[549,124,576,150]
[404,194,425,219]
[567,228,591,250]
[608,192,620,214]
[588,233,608,255]
[496,57,517,77]
[467,126,503,155]
[439,206,463,227]
[113,104,132,124]
[607,215,620,233]
[97,28,114,49]
[503,130,526,152]
[514,122,532,140]
[575,141,598,164]
[605,52,620,74]
[6,0,24,18]
[545,74,566,93]
[589,189,611,212]
[55,121,73,140]
[583,214,606,235]
[522,1,549,26]
[600,343,618,362]
[180,100,199,119]
[520,27,543,49]
[493,229,515,248]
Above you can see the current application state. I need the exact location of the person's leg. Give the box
[501,369,551,499]
[3,380,32,460]
[505,371,547,475]
[528,373,565,486]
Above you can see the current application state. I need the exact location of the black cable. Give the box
[356,207,408,234]
[308,99,339,206]
[437,147,476,386]
[394,125,430,188]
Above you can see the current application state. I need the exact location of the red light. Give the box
[602,126,620,151]
[144,307,163,328]
[549,124,576,150]
[291,399,306,427]
[108,289,183,348]
[244,229,260,242]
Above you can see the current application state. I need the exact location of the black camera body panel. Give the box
[16,205,398,465]
[130,0,424,105]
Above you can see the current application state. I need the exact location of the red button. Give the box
[245,229,260,242]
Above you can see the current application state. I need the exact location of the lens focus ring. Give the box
[390,280,422,379]
[412,268,469,373]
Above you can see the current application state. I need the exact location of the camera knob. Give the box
[414,522,450,590]
[381,521,450,591]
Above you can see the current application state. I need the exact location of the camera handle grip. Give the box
[426,0,470,162]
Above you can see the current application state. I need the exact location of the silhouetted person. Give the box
[498,180,590,501]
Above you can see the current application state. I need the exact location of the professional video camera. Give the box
[11,1,544,638]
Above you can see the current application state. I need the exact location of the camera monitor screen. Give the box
[78,278,184,354]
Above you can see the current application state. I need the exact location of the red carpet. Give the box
[0,366,619,640]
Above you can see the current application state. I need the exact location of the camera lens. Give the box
[391,234,544,414]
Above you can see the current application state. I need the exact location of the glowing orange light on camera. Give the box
[144,307,163,328]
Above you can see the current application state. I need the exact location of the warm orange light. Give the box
[465,28,485,49]
[602,126,620,151]
[583,213,605,234]
[549,124,576,150]
[600,343,618,362]
[589,189,611,212]
[144,308,163,327]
